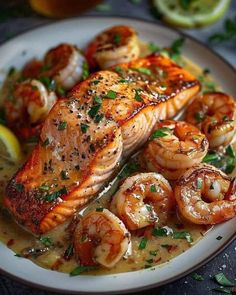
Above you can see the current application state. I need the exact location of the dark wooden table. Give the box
[0,1,235,294]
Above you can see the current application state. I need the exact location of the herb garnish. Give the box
[70,265,98,276]
[39,76,56,91]
[82,61,89,80]
[94,113,104,123]
[118,162,140,180]
[209,18,236,43]
[15,183,24,192]
[195,111,205,123]
[88,104,101,118]
[139,237,148,250]
[149,250,158,256]
[191,272,204,281]
[60,170,69,180]
[148,42,161,53]
[7,66,16,77]
[173,231,193,243]
[114,66,122,73]
[150,127,171,140]
[80,123,89,134]
[105,90,117,99]
[58,121,67,130]
[132,67,152,75]
[95,3,111,12]
[42,138,50,146]
[96,207,104,212]
[39,236,52,247]
[216,236,223,240]
[113,33,121,44]
[27,135,39,144]
[152,227,168,237]
[45,187,67,202]
[134,89,143,102]
[150,184,157,192]
[64,244,74,260]
[94,95,102,104]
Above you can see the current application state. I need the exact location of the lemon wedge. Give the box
[0,124,22,162]
[153,0,231,28]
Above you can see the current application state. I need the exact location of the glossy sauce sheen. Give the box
[0,54,227,275]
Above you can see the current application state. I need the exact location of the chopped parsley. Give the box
[60,170,69,180]
[191,272,204,281]
[138,237,148,250]
[105,90,117,99]
[45,187,67,202]
[149,250,158,256]
[132,67,152,75]
[196,178,203,189]
[15,183,24,192]
[64,244,74,260]
[82,61,89,80]
[42,138,50,146]
[27,135,39,144]
[152,227,168,237]
[118,162,140,180]
[58,121,67,130]
[7,66,16,77]
[173,231,193,243]
[80,123,89,134]
[57,86,66,96]
[96,207,104,212]
[150,127,171,140]
[39,76,56,91]
[134,89,143,102]
[94,95,102,104]
[88,104,101,118]
[113,33,121,44]
[39,236,52,247]
[91,80,100,85]
[195,111,205,123]
[148,42,161,53]
[70,265,98,276]
[94,113,104,123]
[114,66,122,73]
[150,184,157,192]
[39,184,49,191]
[216,236,223,240]
[209,18,236,43]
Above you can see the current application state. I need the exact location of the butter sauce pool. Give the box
[0,54,230,275]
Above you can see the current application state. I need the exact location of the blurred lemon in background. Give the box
[153,0,231,28]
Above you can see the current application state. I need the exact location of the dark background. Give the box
[0,1,235,294]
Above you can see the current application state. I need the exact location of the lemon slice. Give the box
[0,124,22,162]
[153,0,231,28]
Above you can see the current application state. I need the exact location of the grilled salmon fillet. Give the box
[4,55,200,234]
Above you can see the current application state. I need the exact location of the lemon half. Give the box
[0,124,22,162]
[153,0,231,28]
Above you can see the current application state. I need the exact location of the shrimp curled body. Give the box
[85,25,140,69]
[185,92,236,149]
[175,164,236,225]
[110,172,175,230]
[4,79,57,138]
[74,209,130,268]
[43,43,86,90]
[141,120,209,180]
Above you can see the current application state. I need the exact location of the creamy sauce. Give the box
[0,46,230,276]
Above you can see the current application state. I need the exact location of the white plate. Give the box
[0,16,235,294]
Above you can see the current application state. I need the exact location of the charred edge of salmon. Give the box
[176,164,231,186]
[3,130,117,235]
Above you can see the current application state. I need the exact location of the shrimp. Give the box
[141,120,209,180]
[74,209,130,268]
[43,43,86,90]
[85,25,140,69]
[4,79,57,138]
[110,173,175,230]
[185,92,236,149]
[174,163,236,224]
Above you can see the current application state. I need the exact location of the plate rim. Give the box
[0,15,235,294]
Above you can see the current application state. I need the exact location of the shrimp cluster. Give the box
[185,92,236,149]
[141,120,209,180]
